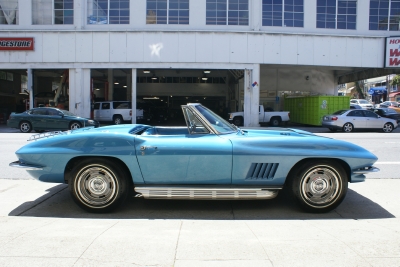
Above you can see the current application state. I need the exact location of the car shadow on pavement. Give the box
[8,184,395,220]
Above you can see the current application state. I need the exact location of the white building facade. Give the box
[1,0,399,126]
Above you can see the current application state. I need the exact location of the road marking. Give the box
[375,162,400,164]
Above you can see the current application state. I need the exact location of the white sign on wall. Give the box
[385,37,400,67]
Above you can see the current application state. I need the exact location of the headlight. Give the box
[229,114,233,119]
[87,120,95,124]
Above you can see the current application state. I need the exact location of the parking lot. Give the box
[1,124,400,266]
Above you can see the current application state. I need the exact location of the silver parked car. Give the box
[349,99,373,109]
[322,109,398,133]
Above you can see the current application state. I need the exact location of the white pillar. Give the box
[243,64,260,127]
[69,68,91,118]
[131,68,137,123]
[27,68,33,109]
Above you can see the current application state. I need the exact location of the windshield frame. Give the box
[183,104,236,134]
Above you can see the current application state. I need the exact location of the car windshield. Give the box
[333,110,348,115]
[60,110,78,116]
[359,100,369,104]
[194,105,236,134]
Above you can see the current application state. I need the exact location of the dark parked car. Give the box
[7,107,99,133]
[373,108,400,123]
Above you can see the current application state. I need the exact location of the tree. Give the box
[390,75,400,89]
[355,80,365,99]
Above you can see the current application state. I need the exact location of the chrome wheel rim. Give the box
[71,123,80,130]
[300,165,341,208]
[20,122,30,132]
[343,123,352,132]
[74,164,119,209]
[114,117,121,124]
[383,123,392,133]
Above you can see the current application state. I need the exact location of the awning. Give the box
[368,87,387,96]
[389,92,400,97]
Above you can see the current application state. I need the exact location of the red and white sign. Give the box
[385,37,400,67]
[0,37,34,51]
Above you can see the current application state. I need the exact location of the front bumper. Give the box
[9,160,44,171]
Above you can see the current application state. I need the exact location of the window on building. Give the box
[32,0,73,25]
[369,0,400,30]
[206,0,249,25]
[262,0,304,27]
[0,0,18,24]
[87,0,129,24]
[316,0,357,30]
[146,0,189,24]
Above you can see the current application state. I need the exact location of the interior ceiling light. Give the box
[143,97,159,100]
[123,85,127,88]
[202,76,208,81]
[143,70,151,73]
[114,80,119,84]
[151,75,158,80]
[204,70,211,73]
[95,88,100,90]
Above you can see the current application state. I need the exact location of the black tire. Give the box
[342,122,353,132]
[113,115,123,125]
[287,160,348,213]
[269,117,281,127]
[69,121,81,130]
[328,127,337,132]
[19,121,32,133]
[232,116,243,126]
[68,158,129,213]
[382,122,394,133]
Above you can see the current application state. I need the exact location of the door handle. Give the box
[140,146,157,151]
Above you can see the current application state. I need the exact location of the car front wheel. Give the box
[383,122,394,133]
[287,160,348,213]
[69,122,81,130]
[269,117,281,127]
[68,158,129,213]
[232,116,243,126]
[20,121,32,133]
[342,122,353,132]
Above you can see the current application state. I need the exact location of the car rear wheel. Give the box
[68,158,129,213]
[113,115,123,125]
[19,121,32,133]
[287,160,348,213]
[69,122,81,130]
[269,117,281,127]
[383,123,394,133]
[342,122,353,132]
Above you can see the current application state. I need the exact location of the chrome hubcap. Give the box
[75,165,118,208]
[300,166,341,208]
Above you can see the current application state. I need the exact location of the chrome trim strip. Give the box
[353,166,380,174]
[9,161,44,170]
[134,186,281,200]
[28,131,67,141]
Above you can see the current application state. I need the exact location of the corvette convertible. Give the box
[10,103,379,213]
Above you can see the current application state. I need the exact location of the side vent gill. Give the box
[246,163,279,180]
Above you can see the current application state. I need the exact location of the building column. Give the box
[243,64,260,127]
[69,68,91,118]
[131,68,137,123]
[108,69,114,101]
[27,68,33,109]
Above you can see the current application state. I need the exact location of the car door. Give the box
[135,112,232,185]
[363,110,383,128]
[30,108,48,129]
[93,103,100,121]
[99,102,111,121]
[345,110,366,128]
[46,109,68,130]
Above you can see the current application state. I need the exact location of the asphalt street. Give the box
[0,124,400,266]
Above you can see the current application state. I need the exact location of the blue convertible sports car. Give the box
[10,103,379,213]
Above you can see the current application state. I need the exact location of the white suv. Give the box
[350,99,373,109]
[94,101,143,124]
